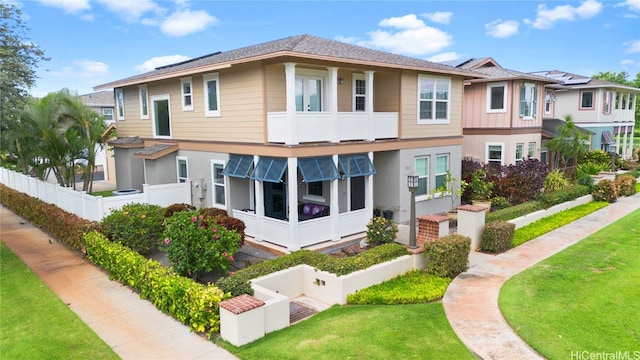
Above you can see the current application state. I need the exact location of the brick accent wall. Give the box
[417,214,449,247]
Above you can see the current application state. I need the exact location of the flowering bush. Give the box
[592,179,617,203]
[615,174,637,197]
[162,211,241,280]
[366,216,398,245]
[101,203,165,255]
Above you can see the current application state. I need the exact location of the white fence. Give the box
[0,168,192,222]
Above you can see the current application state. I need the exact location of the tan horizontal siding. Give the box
[265,64,286,112]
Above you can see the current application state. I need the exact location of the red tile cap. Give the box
[219,294,265,315]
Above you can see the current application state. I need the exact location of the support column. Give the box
[284,62,298,145]
[365,70,375,141]
[416,214,449,248]
[367,152,374,217]
[254,155,264,242]
[331,154,340,241]
[456,204,486,251]
[287,157,300,251]
[328,67,339,143]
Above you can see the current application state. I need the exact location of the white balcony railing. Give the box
[267,111,398,145]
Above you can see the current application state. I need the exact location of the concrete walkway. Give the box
[0,205,238,360]
[442,193,640,360]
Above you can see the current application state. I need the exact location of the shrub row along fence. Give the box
[0,168,191,221]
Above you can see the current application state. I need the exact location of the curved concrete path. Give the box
[443,193,640,360]
[0,205,238,360]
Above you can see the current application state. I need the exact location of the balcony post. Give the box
[254,155,265,242]
[284,62,298,145]
[331,154,340,241]
[365,70,375,141]
[328,67,339,143]
[287,157,300,251]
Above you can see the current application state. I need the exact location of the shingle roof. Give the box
[94,34,482,90]
[452,57,559,83]
[79,91,114,107]
[134,143,178,160]
[530,70,640,92]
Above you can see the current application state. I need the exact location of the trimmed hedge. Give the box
[615,174,637,197]
[592,179,618,203]
[84,231,228,338]
[537,185,591,209]
[215,243,410,297]
[422,234,470,278]
[486,201,542,223]
[0,185,100,250]
[481,221,515,254]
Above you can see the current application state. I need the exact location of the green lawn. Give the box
[499,209,640,359]
[0,243,119,360]
[215,303,475,360]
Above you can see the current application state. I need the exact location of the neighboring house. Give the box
[79,91,117,182]
[446,58,561,166]
[94,34,481,251]
[531,70,639,160]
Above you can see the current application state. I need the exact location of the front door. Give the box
[264,181,287,220]
[350,176,365,211]
[296,76,323,112]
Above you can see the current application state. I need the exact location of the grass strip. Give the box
[500,209,640,359]
[0,242,119,360]
[346,270,451,305]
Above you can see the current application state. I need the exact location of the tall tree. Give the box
[0,3,49,150]
[545,114,590,171]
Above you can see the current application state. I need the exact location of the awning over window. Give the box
[223,155,253,178]
[298,157,340,183]
[601,131,615,145]
[339,154,377,177]
[250,157,287,183]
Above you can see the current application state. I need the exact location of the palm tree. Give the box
[545,114,589,171]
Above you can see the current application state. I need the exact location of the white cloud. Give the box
[134,55,191,73]
[363,14,452,55]
[36,0,90,13]
[615,0,640,12]
[427,52,460,63]
[160,9,218,37]
[524,0,603,29]
[485,20,519,38]
[335,35,359,44]
[422,11,453,24]
[96,0,164,22]
[620,59,640,68]
[50,59,108,78]
[624,39,640,53]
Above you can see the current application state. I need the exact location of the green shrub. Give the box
[101,203,165,255]
[84,231,227,338]
[0,185,100,250]
[575,173,595,191]
[490,196,510,211]
[544,169,569,192]
[627,169,640,178]
[215,243,409,297]
[592,179,618,203]
[162,211,242,280]
[576,162,609,177]
[366,216,398,245]
[615,174,637,196]
[164,203,196,218]
[481,221,515,254]
[578,150,611,168]
[197,207,246,246]
[346,270,451,305]
[486,201,542,222]
[537,185,591,209]
[616,158,632,170]
[422,234,470,278]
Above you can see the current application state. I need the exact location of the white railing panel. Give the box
[295,113,332,143]
[338,209,369,237]
[232,210,257,238]
[298,217,333,247]
[82,195,103,222]
[260,217,291,248]
[373,112,399,138]
[266,112,287,143]
[337,113,369,141]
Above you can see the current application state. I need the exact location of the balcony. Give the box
[267,111,398,145]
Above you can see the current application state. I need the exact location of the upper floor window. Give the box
[415,156,429,198]
[139,85,149,119]
[176,156,188,183]
[515,143,524,165]
[486,82,507,113]
[115,89,125,120]
[435,154,449,190]
[418,75,450,124]
[544,90,555,115]
[519,83,537,119]
[102,108,113,122]
[203,73,220,117]
[181,77,193,111]
[580,91,594,109]
[151,94,171,138]
[353,74,366,112]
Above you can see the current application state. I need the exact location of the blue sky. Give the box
[9,0,640,97]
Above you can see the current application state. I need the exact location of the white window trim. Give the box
[544,90,555,115]
[415,156,430,201]
[352,73,366,112]
[102,108,114,122]
[603,90,612,115]
[528,142,536,158]
[150,94,172,139]
[203,73,220,117]
[580,90,594,110]
[515,143,524,165]
[486,82,507,113]
[176,156,188,183]
[181,77,193,111]
[115,89,125,121]
[520,82,537,120]
[417,74,451,125]
[138,85,149,119]
[486,143,505,166]
[211,160,226,209]
[435,154,450,193]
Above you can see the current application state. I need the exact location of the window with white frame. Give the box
[544,90,554,115]
[212,161,226,207]
[519,83,537,118]
[515,143,524,165]
[151,94,171,138]
[415,156,429,197]
[486,82,507,113]
[296,74,324,112]
[307,182,323,198]
[115,89,125,120]
[102,108,113,121]
[418,75,450,124]
[528,142,536,158]
[487,144,504,165]
[181,77,193,111]
[353,74,366,112]
[435,154,449,191]
[139,85,148,119]
[580,91,594,109]
[203,73,220,117]
[176,157,188,183]
[602,91,612,115]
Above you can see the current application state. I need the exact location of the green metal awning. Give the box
[250,157,287,183]
[222,155,254,178]
[339,154,376,177]
[298,157,340,183]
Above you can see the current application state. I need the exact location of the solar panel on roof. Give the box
[564,78,591,85]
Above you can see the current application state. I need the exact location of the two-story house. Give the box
[94,34,481,251]
[447,58,561,166]
[531,70,638,160]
